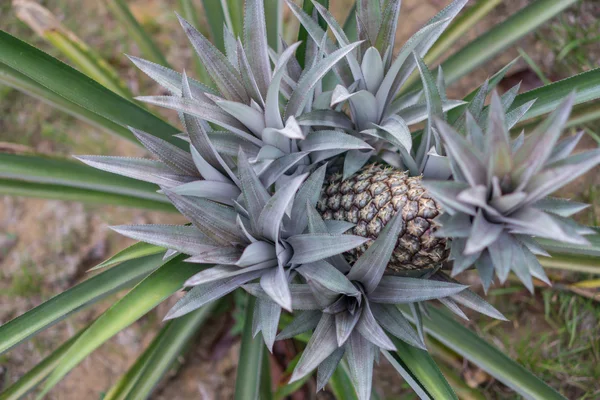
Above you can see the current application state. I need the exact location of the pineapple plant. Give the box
[0,0,599,399]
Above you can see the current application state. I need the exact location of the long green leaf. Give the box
[199,0,227,51]
[0,63,134,140]
[295,0,329,68]
[234,296,265,400]
[342,3,357,42]
[0,253,165,355]
[265,0,283,52]
[122,303,218,399]
[0,327,86,400]
[400,306,567,400]
[392,337,458,400]
[90,242,165,272]
[15,0,132,99]
[0,153,167,202]
[178,0,214,85]
[0,31,182,148]
[0,179,174,212]
[38,256,204,397]
[424,0,502,65]
[105,0,170,68]
[226,0,244,38]
[440,0,579,85]
[510,68,600,120]
[328,361,360,400]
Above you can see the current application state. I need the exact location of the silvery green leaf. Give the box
[486,92,512,181]
[285,42,363,118]
[512,93,575,187]
[437,67,448,104]
[306,278,342,309]
[288,233,369,264]
[171,180,240,206]
[136,95,257,142]
[450,238,481,276]
[414,53,443,164]
[347,212,405,293]
[522,245,551,286]
[434,118,486,186]
[381,350,432,400]
[110,224,217,254]
[438,297,468,320]
[323,220,355,235]
[343,149,374,181]
[409,302,425,345]
[451,287,507,320]
[466,111,485,152]
[254,298,281,351]
[375,115,413,152]
[238,149,270,230]
[243,0,272,98]
[311,0,364,83]
[305,206,353,273]
[297,110,354,130]
[189,145,230,183]
[374,0,401,57]
[332,87,379,130]
[207,131,260,158]
[533,197,589,217]
[290,164,327,235]
[434,213,471,238]
[127,55,216,96]
[346,331,375,400]
[316,347,345,392]
[260,264,292,311]
[468,80,489,119]
[420,180,474,215]
[503,207,588,245]
[296,260,360,296]
[336,310,362,347]
[184,261,276,286]
[236,241,277,267]
[236,39,266,107]
[269,116,305,140]
[215,99,266,137]
[369,276,467,304]
[516,235,550,257]
[164,191,243,246]
[276,310,321,340]
[356,302,395,351]
[487,233,519,283]
[301,130,372,152]
[258,174,307,242]
[505,100,536,129]
[265,42,302,129]
[356,0,381,44]
[223,25,238,67]
[547,131,584,164]
[377,0,467,108]
[253,145,286,162]
[177,14,249,103]
[370,303,425,349]
[387,89,424,116]
[512,130,525,152]
[245,283,322,310]
[506,244,534,293]
[74,155,187,187]
[489,191,527,214]
[395,100,465,125]
[166,269,265,319]
[361,47,384,92]
[289,314,339,383]
[456,186,497,214]
[464,210,503,255]
[185,246,242,264]
[259,152,309,187]
[525,149,600,204]
[475,251,495,293]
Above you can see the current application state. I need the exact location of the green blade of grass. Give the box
[0,179,174,212]
[0,253,166,355]
[199,0,228,51]
[225,0,244,38]
[118,302,218,399]
[296,0,329,68]
[0,62,134,141]
[392,337,458,400]
[0,327,87,400]
[105,0,170,68]
[440,0,579,85]
[342,3,357,42]
[0,153,167,203]
[265,0,283,52]
[399,305,567,400]
[38,256,205,398]
[15,0,133,99]
[234,296,265,400]
[90,242,165,272]
[0,31,182,148]
[424,0,502,66]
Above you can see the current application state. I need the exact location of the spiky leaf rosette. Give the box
[425,92,600,292]
[290,0,469,179]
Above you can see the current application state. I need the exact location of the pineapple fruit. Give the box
[319,164,448,272]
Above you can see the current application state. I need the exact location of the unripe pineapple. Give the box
[318,164,448,272]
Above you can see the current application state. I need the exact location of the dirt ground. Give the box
[0,0,598,399]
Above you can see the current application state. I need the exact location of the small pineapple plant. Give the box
[0,0,599,399]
